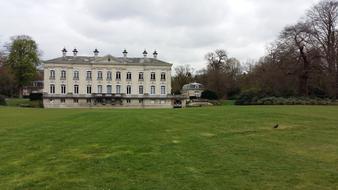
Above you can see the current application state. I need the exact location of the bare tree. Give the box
[307,0,338,98]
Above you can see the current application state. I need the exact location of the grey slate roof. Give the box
[44,55,172,66]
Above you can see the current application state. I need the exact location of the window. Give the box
[116,85,121,94]
[87,85,92,94]
[127,99,131,103]
[161,86,166,95]
[139,85,144,95]
[161,72,166,80]
[61,70,66,79]
[107,85,112,94]
[139,99,143,104]
[139,72,144,80]
[49,98,54,103]
[127,85,131,94]
[50,84,55,94]
[97,85,102,93]
[61,84,66,94]
[50,70,55,79]
[97,71,103,80]
[74,85,79,94]
[151,72,156,80]
[87,99,91,103]
[61,98,65,103]
[86,71,92,80]
[107,71,112,80]
[73,71,79,80]
[126,72,132,80]
[116,71,121,80]
[74,98,79,103]
[151,86,155,95]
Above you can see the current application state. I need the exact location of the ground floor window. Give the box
[74,98,79,103]
[139,99,143,104]
[87,99,91,103]
[49,98,54,103]
[127,99,131,103]
[61,98,65,103]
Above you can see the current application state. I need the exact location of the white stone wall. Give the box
[44,63,171,96]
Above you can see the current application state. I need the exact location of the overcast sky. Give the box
[0,0,320,69]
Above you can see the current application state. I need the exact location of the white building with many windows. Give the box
[43,48,185,108]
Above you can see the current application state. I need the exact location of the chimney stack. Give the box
[153,50,158,59]
[62,47,67,57]
[143,49,148,58]
[123,49,128,58]
[72,48,78,57]
[93,48,99,58]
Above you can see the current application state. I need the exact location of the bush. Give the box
[29,93,43,101]
[235,94,335,106]
[201,90,218,100]
[235,89,266,105]
[0,95,7,106]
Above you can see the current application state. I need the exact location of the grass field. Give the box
[0,106,337,189]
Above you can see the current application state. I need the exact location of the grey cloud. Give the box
[0,0,322,70]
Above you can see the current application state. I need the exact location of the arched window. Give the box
[127,85,131,94]
[139,85,144,94]
[97,71,103,80]
[50,84,55,94]
[161,72,166,80]
[116,71,121,80]
[50,70,55,79]
[73,71,79,80]
[61,70,66,79]
[151,72,156,80]
[61,84,66,94]
[74,85,79,94]
[150,86,155,95]
[126,72,132,80]
[107,71,112,80]
[161,86,166,95]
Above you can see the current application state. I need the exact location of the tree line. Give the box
[172,0,338,101]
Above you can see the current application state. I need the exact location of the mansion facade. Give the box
[43,48,185,108]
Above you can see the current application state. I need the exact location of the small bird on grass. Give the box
[273,124,279,129]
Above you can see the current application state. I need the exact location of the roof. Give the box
[44,55,172,66]
[182,83,204,90]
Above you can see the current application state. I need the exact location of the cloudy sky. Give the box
[0,0,320,69]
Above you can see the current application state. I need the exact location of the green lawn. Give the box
[0,106,337,189]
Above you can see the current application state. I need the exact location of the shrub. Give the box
[0,95,6,106]
[29,93,43,101]
[201,90,218,100]
[235,95,335,106]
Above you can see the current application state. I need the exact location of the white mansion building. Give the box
[43,48,185,108]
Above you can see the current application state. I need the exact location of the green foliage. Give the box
[7,35,40,92]
[0,95,6,106]
[0,106,337,189]
[0,66,17,97]
[235,91,336,105]
[201,90,218,100]
[5,98,43,108]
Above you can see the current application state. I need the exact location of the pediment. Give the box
[94,55,121,64]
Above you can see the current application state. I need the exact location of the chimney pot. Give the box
[72,48,78,57]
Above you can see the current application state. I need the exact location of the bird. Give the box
[273,124,279,129]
